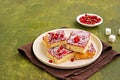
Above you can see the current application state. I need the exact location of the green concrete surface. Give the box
[0,0,120,80]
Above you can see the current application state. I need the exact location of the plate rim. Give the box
[33,28,103,69]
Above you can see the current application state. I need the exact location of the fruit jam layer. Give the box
[48,30,66,44]
[48,45,73,59]
[67,30,91,48]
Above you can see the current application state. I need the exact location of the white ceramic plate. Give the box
[33,28,103,69]
[76,13,103,27]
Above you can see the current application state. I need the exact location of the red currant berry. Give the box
[97,18,101,22]
[54,33,59,39]
[57,49,60,52]
[58,53,62,56]
[49,60,53,63]
[62,50,67,54]
[80,16,86,23]
[92,15,97,19]
[70,58,74,62]
[74,36,80,43]
[60,34,64,38]
[51,33,54,37]
[59,45,63,50]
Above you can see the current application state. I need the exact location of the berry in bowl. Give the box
[76,13,103,27]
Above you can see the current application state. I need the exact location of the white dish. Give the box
[76,13,103,27]
[33,28,103,69]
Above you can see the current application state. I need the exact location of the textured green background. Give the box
[0,0,120,80]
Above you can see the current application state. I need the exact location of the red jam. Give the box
[79,14,101,25]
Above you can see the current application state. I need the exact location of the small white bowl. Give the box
[76,13,103,27]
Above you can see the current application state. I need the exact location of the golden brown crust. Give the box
[74,52,95,60]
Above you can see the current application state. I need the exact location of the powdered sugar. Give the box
[48,30,66,44]
[67,30,90,47]
[48,45,73,59]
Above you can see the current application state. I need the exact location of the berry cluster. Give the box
[79,14,101,25]
[57,45,67,56]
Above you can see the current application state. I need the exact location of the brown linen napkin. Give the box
[18,42,120,80]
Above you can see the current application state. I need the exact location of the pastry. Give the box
[74,43,96,59]
[66,30,91,53]
[43,30,66,48]
[46,45,74,64]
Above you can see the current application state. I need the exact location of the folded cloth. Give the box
[18,42,120,80]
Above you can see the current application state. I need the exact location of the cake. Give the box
[42,29,96,64]
[74,43,96,59]
[46,45,74,64]
[66,30,91,53]
[43,30,66,48]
